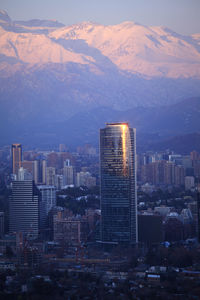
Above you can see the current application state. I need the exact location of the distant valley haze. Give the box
[0,6,200,151]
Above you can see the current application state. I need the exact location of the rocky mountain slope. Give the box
[50,21,200,78]
[0,10,200,147]
[1,10,200,78]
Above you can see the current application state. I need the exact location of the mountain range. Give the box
[0,10,200,150]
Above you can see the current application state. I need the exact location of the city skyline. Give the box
[0,0,200,297]
[0,134,200,298]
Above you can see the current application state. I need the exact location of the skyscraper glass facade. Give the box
[9,180,40,239]
[100,123,137,243]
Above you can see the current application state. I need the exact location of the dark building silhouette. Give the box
[138,214,164,245]
[197,192,200,243]
[100,123,137,244]
[164,215,184,242]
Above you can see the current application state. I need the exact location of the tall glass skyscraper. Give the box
[9,180,40,239]
[100,123,137,244]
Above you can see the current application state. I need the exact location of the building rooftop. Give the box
[106,122,129,126]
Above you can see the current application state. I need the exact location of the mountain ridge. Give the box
[0,96,199,150]
[0,11,200,148]
[0,11,200,78]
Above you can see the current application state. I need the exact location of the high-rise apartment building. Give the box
[33,159,46,184]
[37,185,56,230]
[9,180,40,239]
[53,214,88,245]
[100,123,137,244]
[63,159,75,186]
[76,171,96,188]
[18,167,33,181]
[11,144,22,175]
[141,160,185,186]
[46,167,56,186]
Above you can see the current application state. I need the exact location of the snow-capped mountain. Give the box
[0,10,11,23]
[0,11,200,147]
[50,21,200,78]
[0,10,200,78]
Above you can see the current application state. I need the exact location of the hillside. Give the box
[1,97,199,151]
[144,133,200,154]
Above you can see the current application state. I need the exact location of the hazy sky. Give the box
[0,0,200,35]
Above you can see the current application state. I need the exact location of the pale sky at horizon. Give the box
[0,0,200,35]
